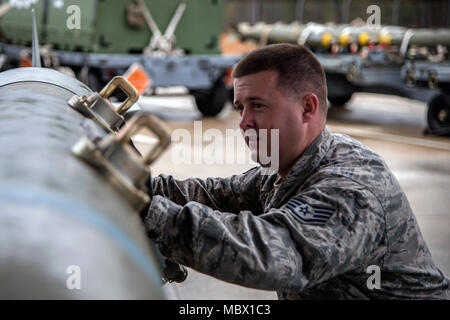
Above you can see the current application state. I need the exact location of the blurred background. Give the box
[224,0,450,27]
[0,0,448,299]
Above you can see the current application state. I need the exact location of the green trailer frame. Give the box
[0,0,225,54]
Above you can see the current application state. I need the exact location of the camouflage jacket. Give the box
[144,127,449,299]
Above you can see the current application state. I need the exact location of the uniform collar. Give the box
[265,126,333,207]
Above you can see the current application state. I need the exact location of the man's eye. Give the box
[234,105,243,112]
[254,103,265,109]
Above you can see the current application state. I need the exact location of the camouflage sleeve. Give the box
[144,175,387,292]
[151,167,264,214]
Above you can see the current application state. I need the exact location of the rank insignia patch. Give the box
[282,197,335,225]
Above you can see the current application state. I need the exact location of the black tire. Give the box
[427,93,450,136]
[326,73,354,107]
[191,78,228,117]
[328,94,353,107]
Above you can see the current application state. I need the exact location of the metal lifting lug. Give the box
[72,113,171,211]
[68,76,139,133]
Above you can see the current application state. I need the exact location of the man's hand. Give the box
[140,175,189,283]
[163,259,188,283]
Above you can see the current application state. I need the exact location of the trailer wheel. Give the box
[191,78,228,117]
[326,73,354,107]
[328,94,353,107]
[427,93,450,136]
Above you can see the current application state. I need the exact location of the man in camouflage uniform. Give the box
[143,44,449,299]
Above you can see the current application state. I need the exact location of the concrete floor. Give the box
[133,92,450,299]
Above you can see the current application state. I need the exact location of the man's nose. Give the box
[239,108,255,131]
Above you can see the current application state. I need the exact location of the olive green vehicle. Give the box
[0,0,239,116]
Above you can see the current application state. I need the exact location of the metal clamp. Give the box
[115,112,171,166]
[428,71,438,89]
[399,29,414,59]
[406,68,416,87]
[68,76,139,133]
[72,113,171,211]
[99,76,139,114]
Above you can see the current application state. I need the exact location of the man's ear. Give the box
[302,93,319,122]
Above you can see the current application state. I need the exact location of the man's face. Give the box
[233,70,307,173]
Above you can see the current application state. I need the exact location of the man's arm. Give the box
[143,176,387,292]
[151,167,265,214]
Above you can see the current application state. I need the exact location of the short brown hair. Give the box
[232,43,328,114]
